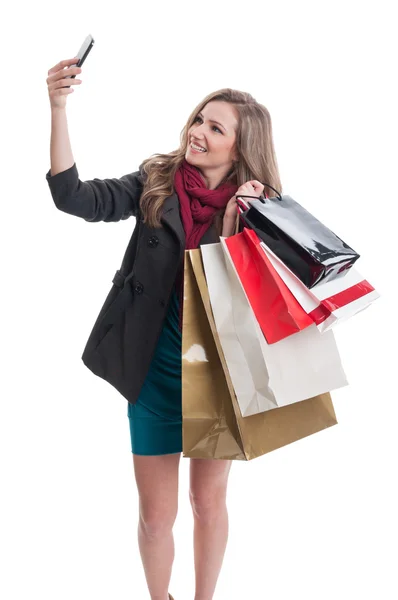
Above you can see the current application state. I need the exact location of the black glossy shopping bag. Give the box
[239,192,359,288]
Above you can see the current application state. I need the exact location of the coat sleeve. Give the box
[45,162,144,222]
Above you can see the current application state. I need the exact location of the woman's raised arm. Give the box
[46,57,143,222]
[46,160,144,222]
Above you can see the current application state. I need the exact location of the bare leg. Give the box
[189,458,233,600]
[133,452,181,600]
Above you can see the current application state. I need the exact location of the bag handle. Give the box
[234,209,240,235]
[236,183,282,204]
[232,183,282,234]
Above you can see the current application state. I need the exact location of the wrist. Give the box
[222,213,236,237]
[51,106,67,116]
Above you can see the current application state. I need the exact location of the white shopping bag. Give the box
[259,241,380,332]
[200,243,278,417]
[201,241,348,417]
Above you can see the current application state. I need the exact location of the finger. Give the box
[48,57,80,76]
[250,180,264,192]
[241,181,256,196]
[237,184,252,195]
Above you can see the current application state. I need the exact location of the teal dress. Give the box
[127,287,183,455]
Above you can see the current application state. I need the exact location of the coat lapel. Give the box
[160,193,185,249]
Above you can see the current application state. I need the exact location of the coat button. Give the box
[134,282,144,295]
[148,235,159,248]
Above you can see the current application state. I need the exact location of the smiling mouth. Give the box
[190,143,207,152]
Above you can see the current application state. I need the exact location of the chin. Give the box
[185,150,201,166]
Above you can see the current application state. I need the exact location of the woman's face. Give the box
[185,100,239,188]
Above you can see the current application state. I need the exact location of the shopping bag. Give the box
[200,241,278,416]
[239,193,359,288]
[224,227,313,343]
[182,249,338,460]
[203,240,348,416]
[259,240,380,332]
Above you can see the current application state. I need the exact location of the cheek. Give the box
[214,139,234,154]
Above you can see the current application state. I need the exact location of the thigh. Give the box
[189,458,233,504]
[133,453,182,520]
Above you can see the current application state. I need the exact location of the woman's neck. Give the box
[197,166,233,190]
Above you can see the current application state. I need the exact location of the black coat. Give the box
[45,162,225,404]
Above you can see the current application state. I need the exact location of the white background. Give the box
[1,1,397,598]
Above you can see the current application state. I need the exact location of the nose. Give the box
[191,123,205,139]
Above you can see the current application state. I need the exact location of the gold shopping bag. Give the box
[182,249,338,460]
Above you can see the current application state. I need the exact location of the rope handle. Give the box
[235,183,282,204]
[232,183,282,234]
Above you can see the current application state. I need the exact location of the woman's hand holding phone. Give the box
[47,57,83,110]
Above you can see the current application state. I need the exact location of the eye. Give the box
[193,115,222,134]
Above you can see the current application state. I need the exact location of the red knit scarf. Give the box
[173,159,238,331]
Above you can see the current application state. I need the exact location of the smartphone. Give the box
[62,34,95,88]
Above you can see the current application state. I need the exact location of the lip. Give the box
[190,140,207,151]
[189,146,205,155]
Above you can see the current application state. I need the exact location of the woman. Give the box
[46,56,282,600]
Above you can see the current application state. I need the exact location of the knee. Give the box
[138,503,178,539]
[189,488,227,524]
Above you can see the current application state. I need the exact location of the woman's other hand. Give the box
[222,180,264,235]
[224,180,264,221]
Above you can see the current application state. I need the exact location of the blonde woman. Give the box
[46,56,282,600]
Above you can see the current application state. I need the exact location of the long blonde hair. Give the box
[139,88,282,230]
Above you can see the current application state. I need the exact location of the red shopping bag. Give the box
[259,239,380,332]
[224,228,314,344]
